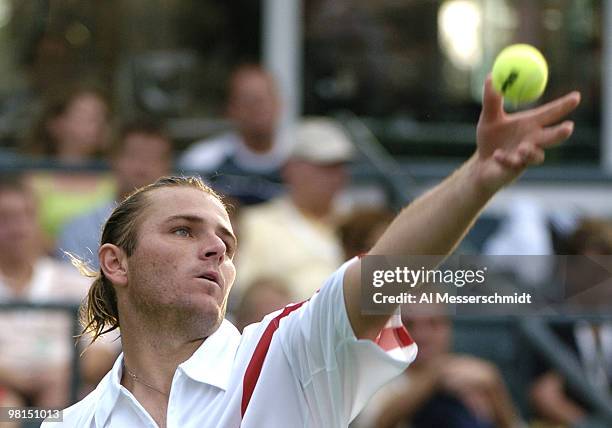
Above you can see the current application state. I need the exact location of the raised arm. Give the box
[344,76,581,340]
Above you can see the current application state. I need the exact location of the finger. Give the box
[494,149,525,170]
[528,91,581,126]
[527,148,545,165]
[480,75,504,122]
[518,144,545,165]
[533,120,574,149]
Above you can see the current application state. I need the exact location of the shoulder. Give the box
[43,388,100,427]
[179,133,239,171]
[236,305,304,363]
[52,362,122,427]
[241,306,291,338]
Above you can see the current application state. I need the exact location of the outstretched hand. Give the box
[474,75,581,192]
[344,76,581,343]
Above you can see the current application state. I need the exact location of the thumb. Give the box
[480,75,504,122]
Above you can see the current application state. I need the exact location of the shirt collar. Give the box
[92,319,241,426]
[179,319,241,391]
[93,354,124,428]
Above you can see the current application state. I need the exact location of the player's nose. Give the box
[198,233,226,263]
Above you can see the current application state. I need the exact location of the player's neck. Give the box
[120,330,202,428]
[121,361,170,428]
[122,327,204,382]
[120,318,204,402]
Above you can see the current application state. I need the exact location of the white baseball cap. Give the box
[290,117,355,164]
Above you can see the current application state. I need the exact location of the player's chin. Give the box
[188,279,226,301]
[188,293,224,312]
[181,296,225,331]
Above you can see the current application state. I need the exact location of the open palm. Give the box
[475,75,581,192]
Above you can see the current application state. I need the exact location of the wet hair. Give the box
[72,175,224,344]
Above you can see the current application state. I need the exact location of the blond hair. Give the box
[72,176,223,344]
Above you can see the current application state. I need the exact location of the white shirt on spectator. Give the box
[178,131,290,174]
[47,259,417,427]
[0,257,90,369]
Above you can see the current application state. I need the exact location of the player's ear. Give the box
[99,243,129,288]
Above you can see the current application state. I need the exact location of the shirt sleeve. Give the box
[276,258,418,423]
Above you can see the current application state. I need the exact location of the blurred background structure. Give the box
[1,1,612,426]
[0,1,610,217]
[0,1,603,158]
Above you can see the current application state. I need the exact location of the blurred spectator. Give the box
[0,385,23,428]
[56,119,174,269]
[0,174,117,408]
[561,218,612,255]
[180,63,286,173]
[529,219,612,427]
[235,117,353,300]
[24,84,111,163]
[26,171,115,248]
[23,84,115,245]
[560,218,612,308]
[358,305,520,428]
[482,197,556,287]
[233,276,293,333]
[338,207,394,260]
[179,64,289,203]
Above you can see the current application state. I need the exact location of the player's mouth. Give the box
[197,271,221,288]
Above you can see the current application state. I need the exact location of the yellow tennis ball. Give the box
[491,44,548,105]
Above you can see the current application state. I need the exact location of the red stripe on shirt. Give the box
[241,292,413,417]
[241,301,307,417]
[375,325,414,352]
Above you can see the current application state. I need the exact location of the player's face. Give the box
[125,187,236,334]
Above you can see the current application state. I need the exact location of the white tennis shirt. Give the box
[47,259,417,427]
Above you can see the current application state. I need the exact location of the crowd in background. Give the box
[0,63,611,428]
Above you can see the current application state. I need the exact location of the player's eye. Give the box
[172,226,191,237]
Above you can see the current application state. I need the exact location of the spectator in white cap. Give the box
[235,117,354,300]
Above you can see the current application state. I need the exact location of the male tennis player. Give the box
[47,77,580,427]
